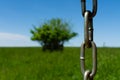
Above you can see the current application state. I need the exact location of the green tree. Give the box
[30,18,77,51]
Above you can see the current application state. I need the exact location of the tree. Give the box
[30,18,77,51]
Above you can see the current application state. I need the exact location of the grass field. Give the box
[0,47,120,80]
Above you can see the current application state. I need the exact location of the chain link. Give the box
[80,42,97,78]
[84,70,93,80]
[81,0,97,17]
[84,11,93,48]
[80,0,98,80]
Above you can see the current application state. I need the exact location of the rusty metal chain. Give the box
[80,0,98,80]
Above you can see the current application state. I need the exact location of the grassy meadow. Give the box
[0,47,120,80]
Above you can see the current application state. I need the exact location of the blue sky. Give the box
[0,0,120,47]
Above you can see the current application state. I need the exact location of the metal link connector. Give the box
[80,41,97,78]
[84,11,93,48]
[81,0,97,17]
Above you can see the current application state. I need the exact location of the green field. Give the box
[0,47,119,80]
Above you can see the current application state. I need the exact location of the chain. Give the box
[80,0,97,80]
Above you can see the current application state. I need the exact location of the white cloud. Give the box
[0,32,29,41]
[0,32,81,47]
[0,32,39,47]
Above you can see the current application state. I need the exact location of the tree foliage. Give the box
[30,18,77,51]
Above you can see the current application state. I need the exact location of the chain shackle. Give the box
[80,41,97,78]
[84,11,93,48]
[81,0,97,17]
